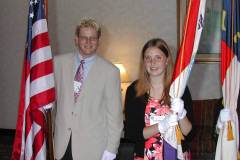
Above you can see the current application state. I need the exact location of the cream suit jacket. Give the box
[53,53,123,160]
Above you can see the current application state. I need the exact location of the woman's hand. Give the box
[170,98,187,120]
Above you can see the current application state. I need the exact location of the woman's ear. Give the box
[166,59,168,65]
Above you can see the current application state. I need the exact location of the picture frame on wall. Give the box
[177,0,221,63]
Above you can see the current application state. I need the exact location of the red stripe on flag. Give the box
[30,60,54,81]
[30,88,55,111]
[32,110,46,160]
[24,100,45,142]
[25,106,33,142]
[11,59,30,160]
[221,40,235,85]
[33,128,45,159]
[31,32,50,53]
[172,0,200,81]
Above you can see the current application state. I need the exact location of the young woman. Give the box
[124,38,193,160]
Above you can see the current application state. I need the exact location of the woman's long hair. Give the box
[135,38,174,105]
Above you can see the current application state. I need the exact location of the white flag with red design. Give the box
[164,0,206,159]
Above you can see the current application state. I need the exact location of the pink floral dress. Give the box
[144,98,171,160]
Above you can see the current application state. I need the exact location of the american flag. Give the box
[215,0,240,159]
[11,0,55,159]
[167,0,206,159]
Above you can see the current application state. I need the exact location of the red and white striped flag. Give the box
[165,0,206,159]
[11,0,55,159]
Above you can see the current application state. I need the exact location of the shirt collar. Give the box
[76,52,96,64]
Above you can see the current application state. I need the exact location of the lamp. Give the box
[114,63,131,112]
[114,63,129,83]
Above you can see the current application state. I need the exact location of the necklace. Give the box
[148,90,165,101]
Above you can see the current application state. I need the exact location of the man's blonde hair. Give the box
[75,18,101,38]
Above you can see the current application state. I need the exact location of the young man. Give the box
[53,18,123,160]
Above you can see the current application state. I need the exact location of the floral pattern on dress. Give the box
[144,98,171,160]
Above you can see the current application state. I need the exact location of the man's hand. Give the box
[101,150,116,160]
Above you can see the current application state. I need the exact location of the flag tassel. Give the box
[176,124,184,144]
[227,121,234,141]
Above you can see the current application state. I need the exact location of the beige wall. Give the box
[0,0,221,129]
[48,0,178,79]
[0,1,27,129]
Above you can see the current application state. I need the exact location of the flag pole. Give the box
[44,0,48,20]
[44,0,54,160]
[46,109,54,160]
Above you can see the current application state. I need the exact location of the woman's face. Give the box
[144,47,168,77]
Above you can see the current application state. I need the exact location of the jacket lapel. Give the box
[64,53,75,104]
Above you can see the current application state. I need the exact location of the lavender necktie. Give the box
[74,60,85,102]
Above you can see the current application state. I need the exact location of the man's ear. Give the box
[74,36,78,47]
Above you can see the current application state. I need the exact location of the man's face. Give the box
[75,27,99,58]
